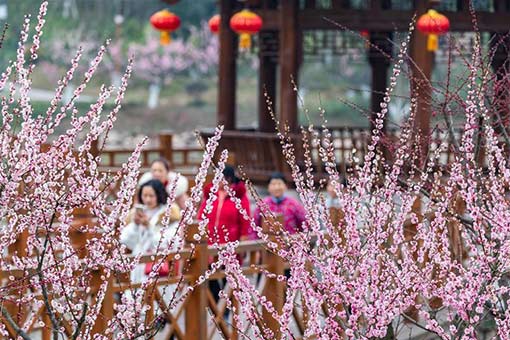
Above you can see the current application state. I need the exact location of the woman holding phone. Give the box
[121,179,181,283]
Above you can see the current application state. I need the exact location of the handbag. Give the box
[144,261,170,277]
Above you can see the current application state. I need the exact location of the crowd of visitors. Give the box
[119,157,344,288]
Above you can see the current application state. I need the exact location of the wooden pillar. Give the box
[410,0,434,162]
[494,0,508,11]
[91,270,114,335]
[304,0,316,8]
[41,308,52,340]
[184,224,208,340]
[370,0,382,9]
[490,33,510,133]
[261,216,285,339]
[279,0,300,133]
[218,0,238,130]
[90,139,99,160]
[258,30,278,132]
[368,32,392,133]
[158,131,174,165]
[457,0,471,11]
[332,0,350,9]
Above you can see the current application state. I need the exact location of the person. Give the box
[198,165,252,246]
[138,158,188,210]
[197,165,252,305]
[253,172,306,235]
[120,179,181,283]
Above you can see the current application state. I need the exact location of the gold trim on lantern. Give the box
[160,31,171,45]
[427,34,438,51]
[239,33,251,50]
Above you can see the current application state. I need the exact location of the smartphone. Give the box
[134,204,145,214]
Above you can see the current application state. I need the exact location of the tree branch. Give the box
[71,302,88,340]
[0,304,32,340]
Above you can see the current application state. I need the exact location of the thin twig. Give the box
[0,304,32,340]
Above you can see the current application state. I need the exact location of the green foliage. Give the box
[0,0,217,67]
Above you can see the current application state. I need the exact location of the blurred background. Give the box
[1,1,481,147]
[0,1,378,145]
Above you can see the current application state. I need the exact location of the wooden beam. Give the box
[279,0,299,132]
[217,0,237,130]
[370,0,382,11]
[494,0,508,12]
[368,32,392,133]
[304,0,316,9]
[264,0,278,9]
[259,31,278,132]
[255,8,510,32]
[247,0,263,7]
[490,33,510,134]
[410,0,434,161]
[332,0,350,9]
[184,224,208,340]
[458,0,471,12]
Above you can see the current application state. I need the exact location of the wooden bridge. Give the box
[0,196,469,339]
[0,215,318,340]
[0,129,473,339]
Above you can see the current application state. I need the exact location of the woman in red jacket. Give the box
[197,165,252,304]
[198,165,252,246]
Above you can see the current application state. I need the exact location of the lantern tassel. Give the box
[239,33,251,50]
[427,34,438,51]
[160,31,171,45]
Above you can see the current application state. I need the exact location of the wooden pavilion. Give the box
[208,0,510,182]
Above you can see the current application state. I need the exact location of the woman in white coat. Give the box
[121,179,181,283]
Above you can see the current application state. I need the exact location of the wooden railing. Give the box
[0,215,305,340]
[200,127,466,183]
[92,132,203,174]
[0,189,469,339]
[93,126,470,185]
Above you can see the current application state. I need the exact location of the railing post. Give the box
[90,139,100,159]
[159,131,174,165]
[41,306,52,340]
[230,296,239,340]
[184,223,208,340]
[8,229,28,258]
[329,207,346,247]
[261,216,285,339]
[70,206,95,259]
[91,268,114,335]
[144,282,156,327]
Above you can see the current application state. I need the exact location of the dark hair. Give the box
[138,179,168,206]
[223,165,240,184]
[151,158,170,171]
[269,171,287,184]
[330,176,348,187]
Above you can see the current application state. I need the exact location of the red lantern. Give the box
[416,9,450,51]
[150,9,181,45]
[229,9,263,50]
[209,14,220,34]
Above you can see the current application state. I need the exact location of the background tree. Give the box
[130,23,219,109]
[130,37,192,109]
